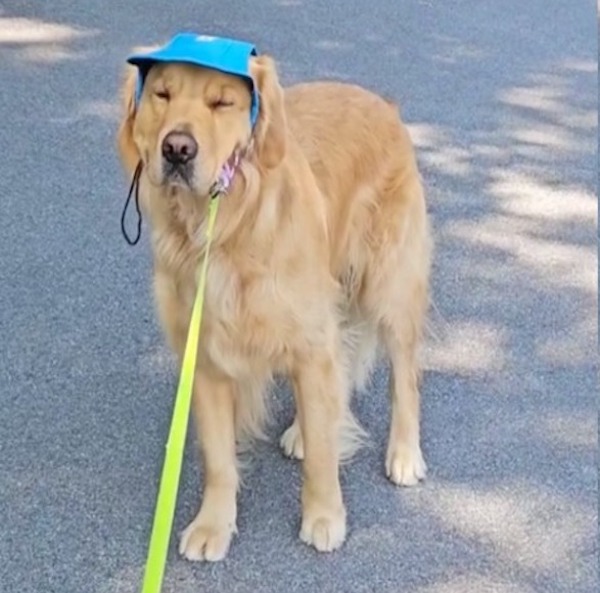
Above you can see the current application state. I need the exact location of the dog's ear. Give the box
[116,45,160,175]
[116,63,141,176]
[249,55,287,169]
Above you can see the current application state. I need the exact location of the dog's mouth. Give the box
[162,162,195,189]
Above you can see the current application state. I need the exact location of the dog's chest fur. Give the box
[154,224,335,381]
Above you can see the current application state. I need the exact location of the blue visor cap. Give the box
[127,33,260,127]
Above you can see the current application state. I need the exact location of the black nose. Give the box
[161,131,198,165]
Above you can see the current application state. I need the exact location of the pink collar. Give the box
[209,149,244,199]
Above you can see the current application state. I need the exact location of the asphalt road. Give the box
[0,2,597,592]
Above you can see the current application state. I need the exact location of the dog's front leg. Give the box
[179,371,238,562]
[293,345,347,552]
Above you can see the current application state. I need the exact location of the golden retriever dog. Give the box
[116,50,432,561]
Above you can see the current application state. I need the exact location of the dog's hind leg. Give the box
[280,382,305,460]
[280,322,370,463]
[379,303,428,487]
[367,179,432,487]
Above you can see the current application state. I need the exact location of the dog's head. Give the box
[116,43,286,196]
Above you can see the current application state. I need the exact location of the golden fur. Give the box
[117,52,432,561]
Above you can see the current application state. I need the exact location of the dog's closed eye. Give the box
[209,99,235,109]
[154,89,170,101]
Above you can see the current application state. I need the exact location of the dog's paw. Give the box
[179,516,236,562]
[385,442,427,486]
[280,419,304,460]
[300,505,346,552]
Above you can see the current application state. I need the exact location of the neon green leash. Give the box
[140,196,220,593]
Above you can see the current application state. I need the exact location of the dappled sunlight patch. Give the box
[489,170,597,221]
[0,17,98,66]
[78,99,120,121]
[560,58,597,73]
[422,144,472,177]
[97,565,140,593]
[509,123,579,151]
[558,109,597,130]
[471,143,510,160]
[13,43,85,64]
[403,481,591,580]
[139,343,177,376]
[424,321,507,375]
[497,70,596,149]
[536,410,597,449]
[407,123,472,177]
[313,39,353,51]
[430,34,488,65]
[413,575,537,593]
[536,317,597,367]
[407,122,449,149]
[498,85,568,115]
[14,99,121,125]
[447,217,596,293]
[0,17,95,44]
[411,60,596,190]
[348,523,396,549]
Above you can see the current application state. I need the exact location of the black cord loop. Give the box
[121,161,143,246]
